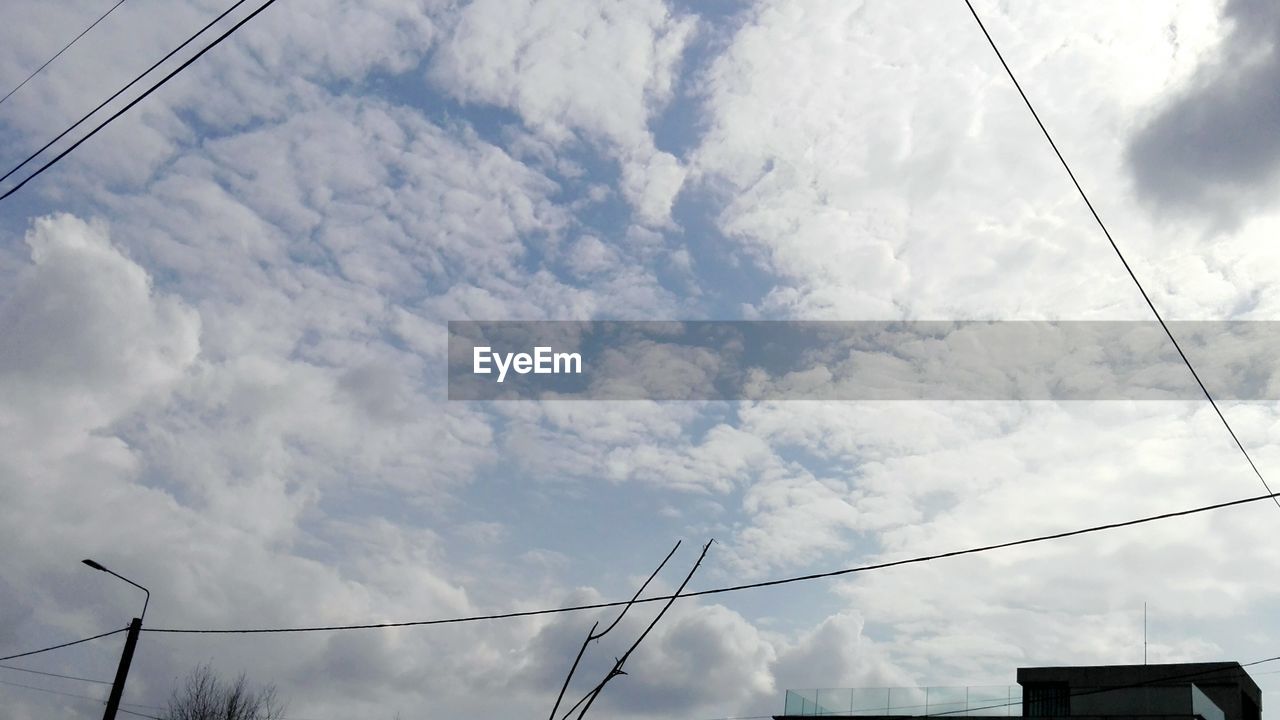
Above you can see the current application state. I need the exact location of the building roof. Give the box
[1018,662,1261,701]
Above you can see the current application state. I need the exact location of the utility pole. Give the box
[81,559,149,720]
[103,617,142,720]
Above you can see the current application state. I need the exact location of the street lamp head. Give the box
[81,558,149,622]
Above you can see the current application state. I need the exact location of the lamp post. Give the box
[82,559,148,720]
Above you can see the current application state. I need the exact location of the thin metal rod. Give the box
[83,561,150,622]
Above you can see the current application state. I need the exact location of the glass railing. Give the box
[783,685,1022,717]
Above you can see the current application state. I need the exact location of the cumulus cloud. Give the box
[772,611,913,690]
[0,214,199,439]
[429,0,693,148]
[8,2,1280,719]
[511,588,900,719]
[1127,0,1280,227]
[429,0,696,225]
[0,0,452,193]
[690,0,1256,320]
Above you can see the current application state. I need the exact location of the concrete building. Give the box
[776,662,1262,720]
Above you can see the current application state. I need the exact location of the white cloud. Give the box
[690,0,1269,321]
[772,611,913,690]
[7,2,1280,718]
[0,0,452,196]
[429,0,696,225]
[429,0,692,148]
[0,214,199,441]
[621,146,688,227]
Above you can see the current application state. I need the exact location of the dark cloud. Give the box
[1127,0,1280,225]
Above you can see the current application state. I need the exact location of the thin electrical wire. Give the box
[959,0,1280,511]
[0,642,326,719]
[0,0,129,108]
[0,0,282,202]
[0,627,127,662]
[0,662,112,685]
[0,676,161,713]
[143,490,1280,635]
[0,676,108,704]
[0,0,253,186]
[117,710,165,720]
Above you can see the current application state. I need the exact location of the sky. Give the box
[3,0,1280,718]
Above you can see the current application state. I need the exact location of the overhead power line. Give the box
[141,489,1280,635]
[0,662,112,685]
[0,627,127,662]
[0,0,282,203]
[0,638,328,720]
[0,676,163,714]
[0,0,252,187]
[0,0,129,109]
[959,0,1280,511]
[0,676,109,705]
[118,710,165,720]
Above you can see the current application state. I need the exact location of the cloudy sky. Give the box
[4,0,1280,718]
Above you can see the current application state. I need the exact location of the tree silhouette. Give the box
[164,664,285,720]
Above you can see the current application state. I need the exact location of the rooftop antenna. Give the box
[1144,602,1148,665]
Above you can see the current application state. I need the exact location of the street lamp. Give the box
[82,559,149,720]
[82,559,150,621]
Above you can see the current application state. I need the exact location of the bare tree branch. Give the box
[565,538,714,720]
[548,540,682,720]
[164,664,284,720]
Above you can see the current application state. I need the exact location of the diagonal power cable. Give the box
[0,676,165,712]
[0,0,253,187]
[959,0,1280,510]
[0,0,129,109]
[0,627,128,662]
[0,662,113,685]
[140,489,1280,636]
[0,0,281,203]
